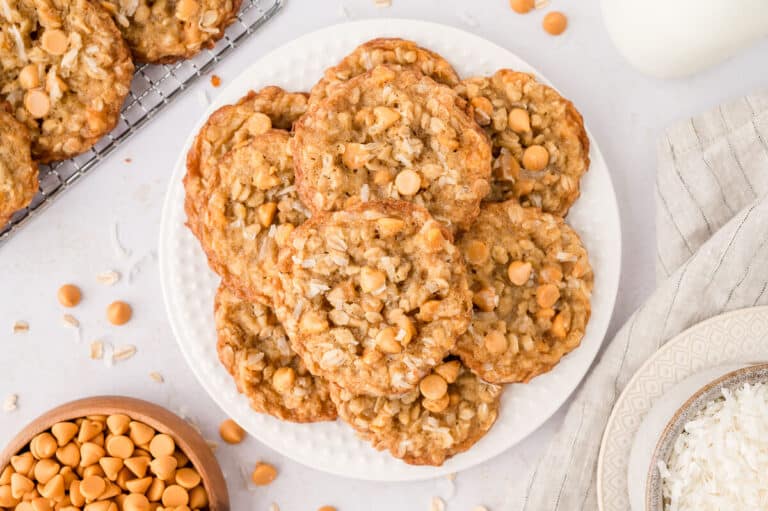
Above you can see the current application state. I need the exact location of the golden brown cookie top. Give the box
[189,128,308,304]
[275,200,472,397]
[0,108,37,226]
[184,86,308,244]
[331,360,502,466]
[453,200,593,383]
[457,70,590,216]
[0,0,134,162]
[310,38,460,105]
[215,286,337,423]
[99,0,240,63]
[294,66,492,232]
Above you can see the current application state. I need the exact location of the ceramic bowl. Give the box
[641,363,768,511]
[0,395,229,510]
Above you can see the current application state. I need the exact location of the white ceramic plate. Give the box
[158,19,622,481]
[597,306,768,510]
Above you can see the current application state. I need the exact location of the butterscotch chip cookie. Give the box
[453,200,593,383]
[331,360,502,466]
[309,38,460,105]
[0,0,134,162]
[184,87,308,273]
[293,66,492,232]
[276,200,472,397]
[0,108,37,226]
[188,128,309,304]
[457,70,589,216]
[215,286,337,422]
[99,0,240,63]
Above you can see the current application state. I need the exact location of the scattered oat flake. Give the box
[90,341,104,360]
[210,74,222,87]
[112,344,137,362]
[62,314,80,328]
[430,496,445,511]
[535,0,549,8]
[472,507,489,511]
[3,394,18,412]
[206,440,219,451]
[12,320,29,333]
[446,472,456,481]
[128,250,157,283]
[268,504,280,511]
[374,0,390,6]
[338,1,349,18]
[124,157,132,164]
[196,89,210,108]
[96,270,121,286]
[149,371,164,383]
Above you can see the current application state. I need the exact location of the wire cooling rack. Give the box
[0,0,283,247]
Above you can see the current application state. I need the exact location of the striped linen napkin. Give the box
[507,90,768,509]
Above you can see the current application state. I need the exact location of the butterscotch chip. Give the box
[331,362,502,466]
[275,201,472,397]
[294,66,492,232]
[456,70,590,216]
[99,0,240,63]
[309,38,460,105]
[0,107,37,227]
[250,462,277,486]
[56,284,81,308]
[453,201,593,383]
[215,286,337,422]
[0,0,133,162]
[106,301,132,325]
[218,419,245,444]
[190,130,308,304]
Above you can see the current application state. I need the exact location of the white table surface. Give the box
[1,1,766,510]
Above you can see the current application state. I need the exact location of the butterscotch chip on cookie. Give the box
[457,70,589,216]
[188,129,309,304]
[184,87,308,266]
[309,38,460,105]
[0,108,37,226]
[331,360,502,466]
[453,200,593,383]
[0,0,134,162]
[275,200,472,397]
[215,286,337,423]
[99,0,240,63]
[294,66,492,232]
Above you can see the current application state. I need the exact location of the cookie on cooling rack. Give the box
[184,86,308,264]
[331,359,502,466]
[276,200,472,397]
[215,286,337,423]
[309,38,460,105]
[452,200,593,384]
[0,0,134,162]
[0,107,37,226]
[457,70,590,216]
[189,128,309,305]
[294,66,491,232]
[99,0,240,63]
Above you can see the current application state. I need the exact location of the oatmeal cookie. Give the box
[453,200,593,383]
[331,359,502,466]
[309,38,460,105]
[99,0,240,63]
[276,200,472,397]
[0,0,134,162]
[294,66,492,232]
[0,107,37,226]
[189,129,309,304]
[457,70,589,216]
[215,286,337,422]
[184,86,308,247]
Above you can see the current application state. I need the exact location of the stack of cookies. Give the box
[0,0,241,225]
[183,38,594,466]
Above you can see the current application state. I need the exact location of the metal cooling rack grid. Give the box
[0,0,283,246]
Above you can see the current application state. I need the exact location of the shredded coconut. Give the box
[660,382,768,510]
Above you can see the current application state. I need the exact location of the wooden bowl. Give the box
[0,396,229,511]
[645,363,768,510]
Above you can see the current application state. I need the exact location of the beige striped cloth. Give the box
[505,90,768,509]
